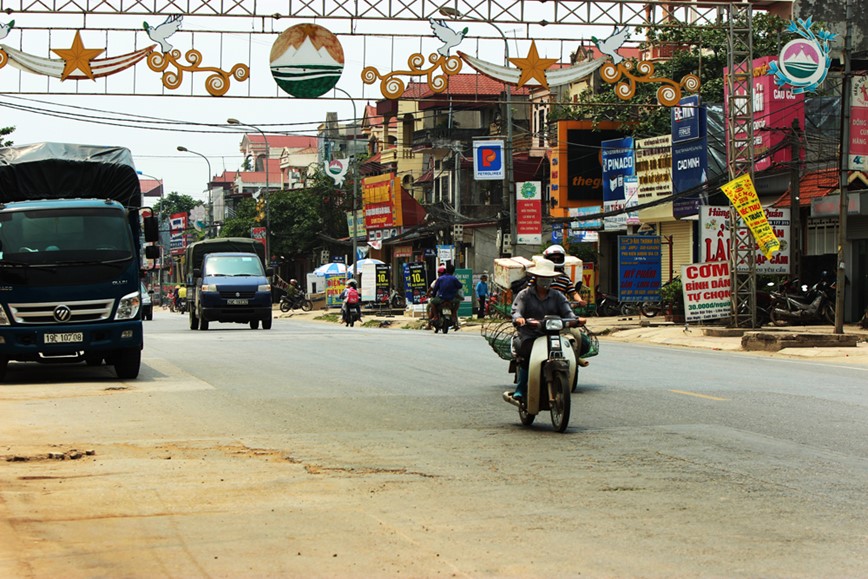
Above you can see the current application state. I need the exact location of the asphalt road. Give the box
[1,312,866,578]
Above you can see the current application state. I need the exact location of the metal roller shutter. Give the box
[659,220,694,282]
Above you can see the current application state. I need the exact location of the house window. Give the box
[806,218,838,255]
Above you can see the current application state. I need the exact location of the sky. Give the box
[0,11,614,204]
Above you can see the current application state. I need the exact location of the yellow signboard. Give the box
[720,174,780,259]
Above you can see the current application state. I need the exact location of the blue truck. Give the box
[0,142,160,380]
[184,237,272,331]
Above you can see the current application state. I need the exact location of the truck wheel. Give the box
[114,348,141,379]
[199,316,209,331]
[250,320,259,329]
[85,355,103,367]
[0,356,7,381]
[262,317,273,330]
[189,310,199,330]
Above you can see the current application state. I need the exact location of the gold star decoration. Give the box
[508,41,558,89]
[51,31,105,80]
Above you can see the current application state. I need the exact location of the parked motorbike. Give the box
[279,292,313,313]
[769,273,836,326]
[502,316,579,433]
[595,287,621,317]
[432,301,457,334]
[639,277,681,318]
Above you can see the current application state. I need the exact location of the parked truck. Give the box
[184,237,272,330]
[0,142,160,380]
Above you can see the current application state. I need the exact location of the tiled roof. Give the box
[415,74,531,98]
[772,168,840,207]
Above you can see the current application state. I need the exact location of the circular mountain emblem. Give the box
[780,39,822,83]
[270,24,344,98]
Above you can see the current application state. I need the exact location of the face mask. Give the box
[537,277,554,290]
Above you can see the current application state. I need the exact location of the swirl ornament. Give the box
[147,48,249,97]
[362,53,463,99]
[0,48,7,69]
[601,61,700,107]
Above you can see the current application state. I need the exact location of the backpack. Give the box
[346,287,360,304]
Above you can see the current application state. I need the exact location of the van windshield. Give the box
[203,255,264,277]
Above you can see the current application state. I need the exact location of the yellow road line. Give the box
[669,389,728,401]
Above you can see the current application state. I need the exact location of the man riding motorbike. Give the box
[430,263,463,330]
[510,258,587,401]
[528,245,591,367]
[341,278,362,326]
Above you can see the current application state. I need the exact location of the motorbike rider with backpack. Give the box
[341,279,362,326]
[510,258,586,401]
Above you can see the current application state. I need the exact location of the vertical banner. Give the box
[602,137,635,231]
[682,261,732,322]
[251,226,266,248]
[516,181,542,245]
[851,74,868,171]
[617,235,662,302]
[402,262,428,305]
[720,174,781,259]
[325,273,345,307]
[455,268,473,316]
[624,176,640,225]
[375,264,390,305]
[671,95,708,218]
[473,140,505,180]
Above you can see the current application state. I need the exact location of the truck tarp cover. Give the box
[0,142,141,207]
[185,238,266,277]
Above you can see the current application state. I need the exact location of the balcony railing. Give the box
[412,127,487,149]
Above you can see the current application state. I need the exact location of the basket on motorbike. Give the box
[481,318,517,361]
[581,327,600,358]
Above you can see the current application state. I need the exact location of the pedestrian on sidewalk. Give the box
[475,273,490,319]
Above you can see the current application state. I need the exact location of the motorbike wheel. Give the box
[301,299,313,312]
[640,301,660,318]
[599,301,618,317]
[620,302,639,317]
[549,372,571,433]
[391,295,406,309]
[519,405,535,426]
[769,299,790,326]
[280,300,290,313]
[822,304,835,325]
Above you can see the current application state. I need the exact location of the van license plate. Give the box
[227,299,248,305]
[44,332,83,344]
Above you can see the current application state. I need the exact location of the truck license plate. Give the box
[44,332,84,344]
[227,299,248,305]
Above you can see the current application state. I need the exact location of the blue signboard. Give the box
[618,235,662,302]
[568,206,603,229]
[671,95,701,143]
[602,137,635,231]
[473,140,505,180]
[672,137,708,218]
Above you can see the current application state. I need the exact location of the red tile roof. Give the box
[773,168,839,208]
[414,74,531,98]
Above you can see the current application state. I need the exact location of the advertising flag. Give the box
[720,174,780,260]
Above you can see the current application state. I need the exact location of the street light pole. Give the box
[334,88,359,274]
[227,118,270,259]
[177,146,213,237]
[440,6,514,256]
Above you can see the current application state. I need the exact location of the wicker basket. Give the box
[481,319,517,361]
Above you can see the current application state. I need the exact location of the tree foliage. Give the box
[0,126,14,147]
[552,13,794,137]
[153,192,201,219]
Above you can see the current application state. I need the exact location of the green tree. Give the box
[153,192,201,220]
[0,126,14,147]
[220,197,258,238]
[552,13,794,137]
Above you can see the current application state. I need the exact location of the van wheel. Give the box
[114,348,141,379]
[262,317,272,330]
[189,310,199,330]
[85,355,103,367]
[199,315,209,331]
[0,356,7,381]
[250,320,259,329]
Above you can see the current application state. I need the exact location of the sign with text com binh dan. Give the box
[682,261,732,322]
[719,174,780,260]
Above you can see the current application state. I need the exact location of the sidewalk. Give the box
[276,307,868,365]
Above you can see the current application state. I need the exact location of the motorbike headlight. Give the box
[0,305,10,326]
[115,290,141,320]
[201,284,217,292]
[258,284,271,292]
[544,318,564,331]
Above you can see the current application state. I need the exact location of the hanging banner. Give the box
[624,176,640,225]
[700,206,790,274]
[473,140,505,180]
[719,174,780,260]
[851,74,868,171]
[682,261,732,322]
[516,181,542,245]
[602,136,634,231]
[568,206,603,230]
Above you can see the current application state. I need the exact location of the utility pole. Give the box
[835,0,853,334]
[789,119,802,283]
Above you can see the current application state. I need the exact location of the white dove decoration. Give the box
[143,14,183,53]
[429,19,468,57]
[591,26,630,64]
[0,20,15,41]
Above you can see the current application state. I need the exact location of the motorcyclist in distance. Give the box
[431,263,464,330]
[341,278,361,326]
[426,265,447,330]
[510,258,586,401]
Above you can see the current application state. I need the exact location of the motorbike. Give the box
[639,277,681,318]
[596,287,639,317]
[342,304,361,327]
[502,316,579,433]
[432,301,457,334]
[769,274,836,326]
[279,292,313,313]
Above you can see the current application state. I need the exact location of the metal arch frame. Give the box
[0,0,757,30]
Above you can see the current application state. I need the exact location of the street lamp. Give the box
[177,146,213,237]
[333,87,360,274]
[227,118,270,259]
[439,6,515,255]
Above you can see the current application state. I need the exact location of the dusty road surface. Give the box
[1,313,867,577]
